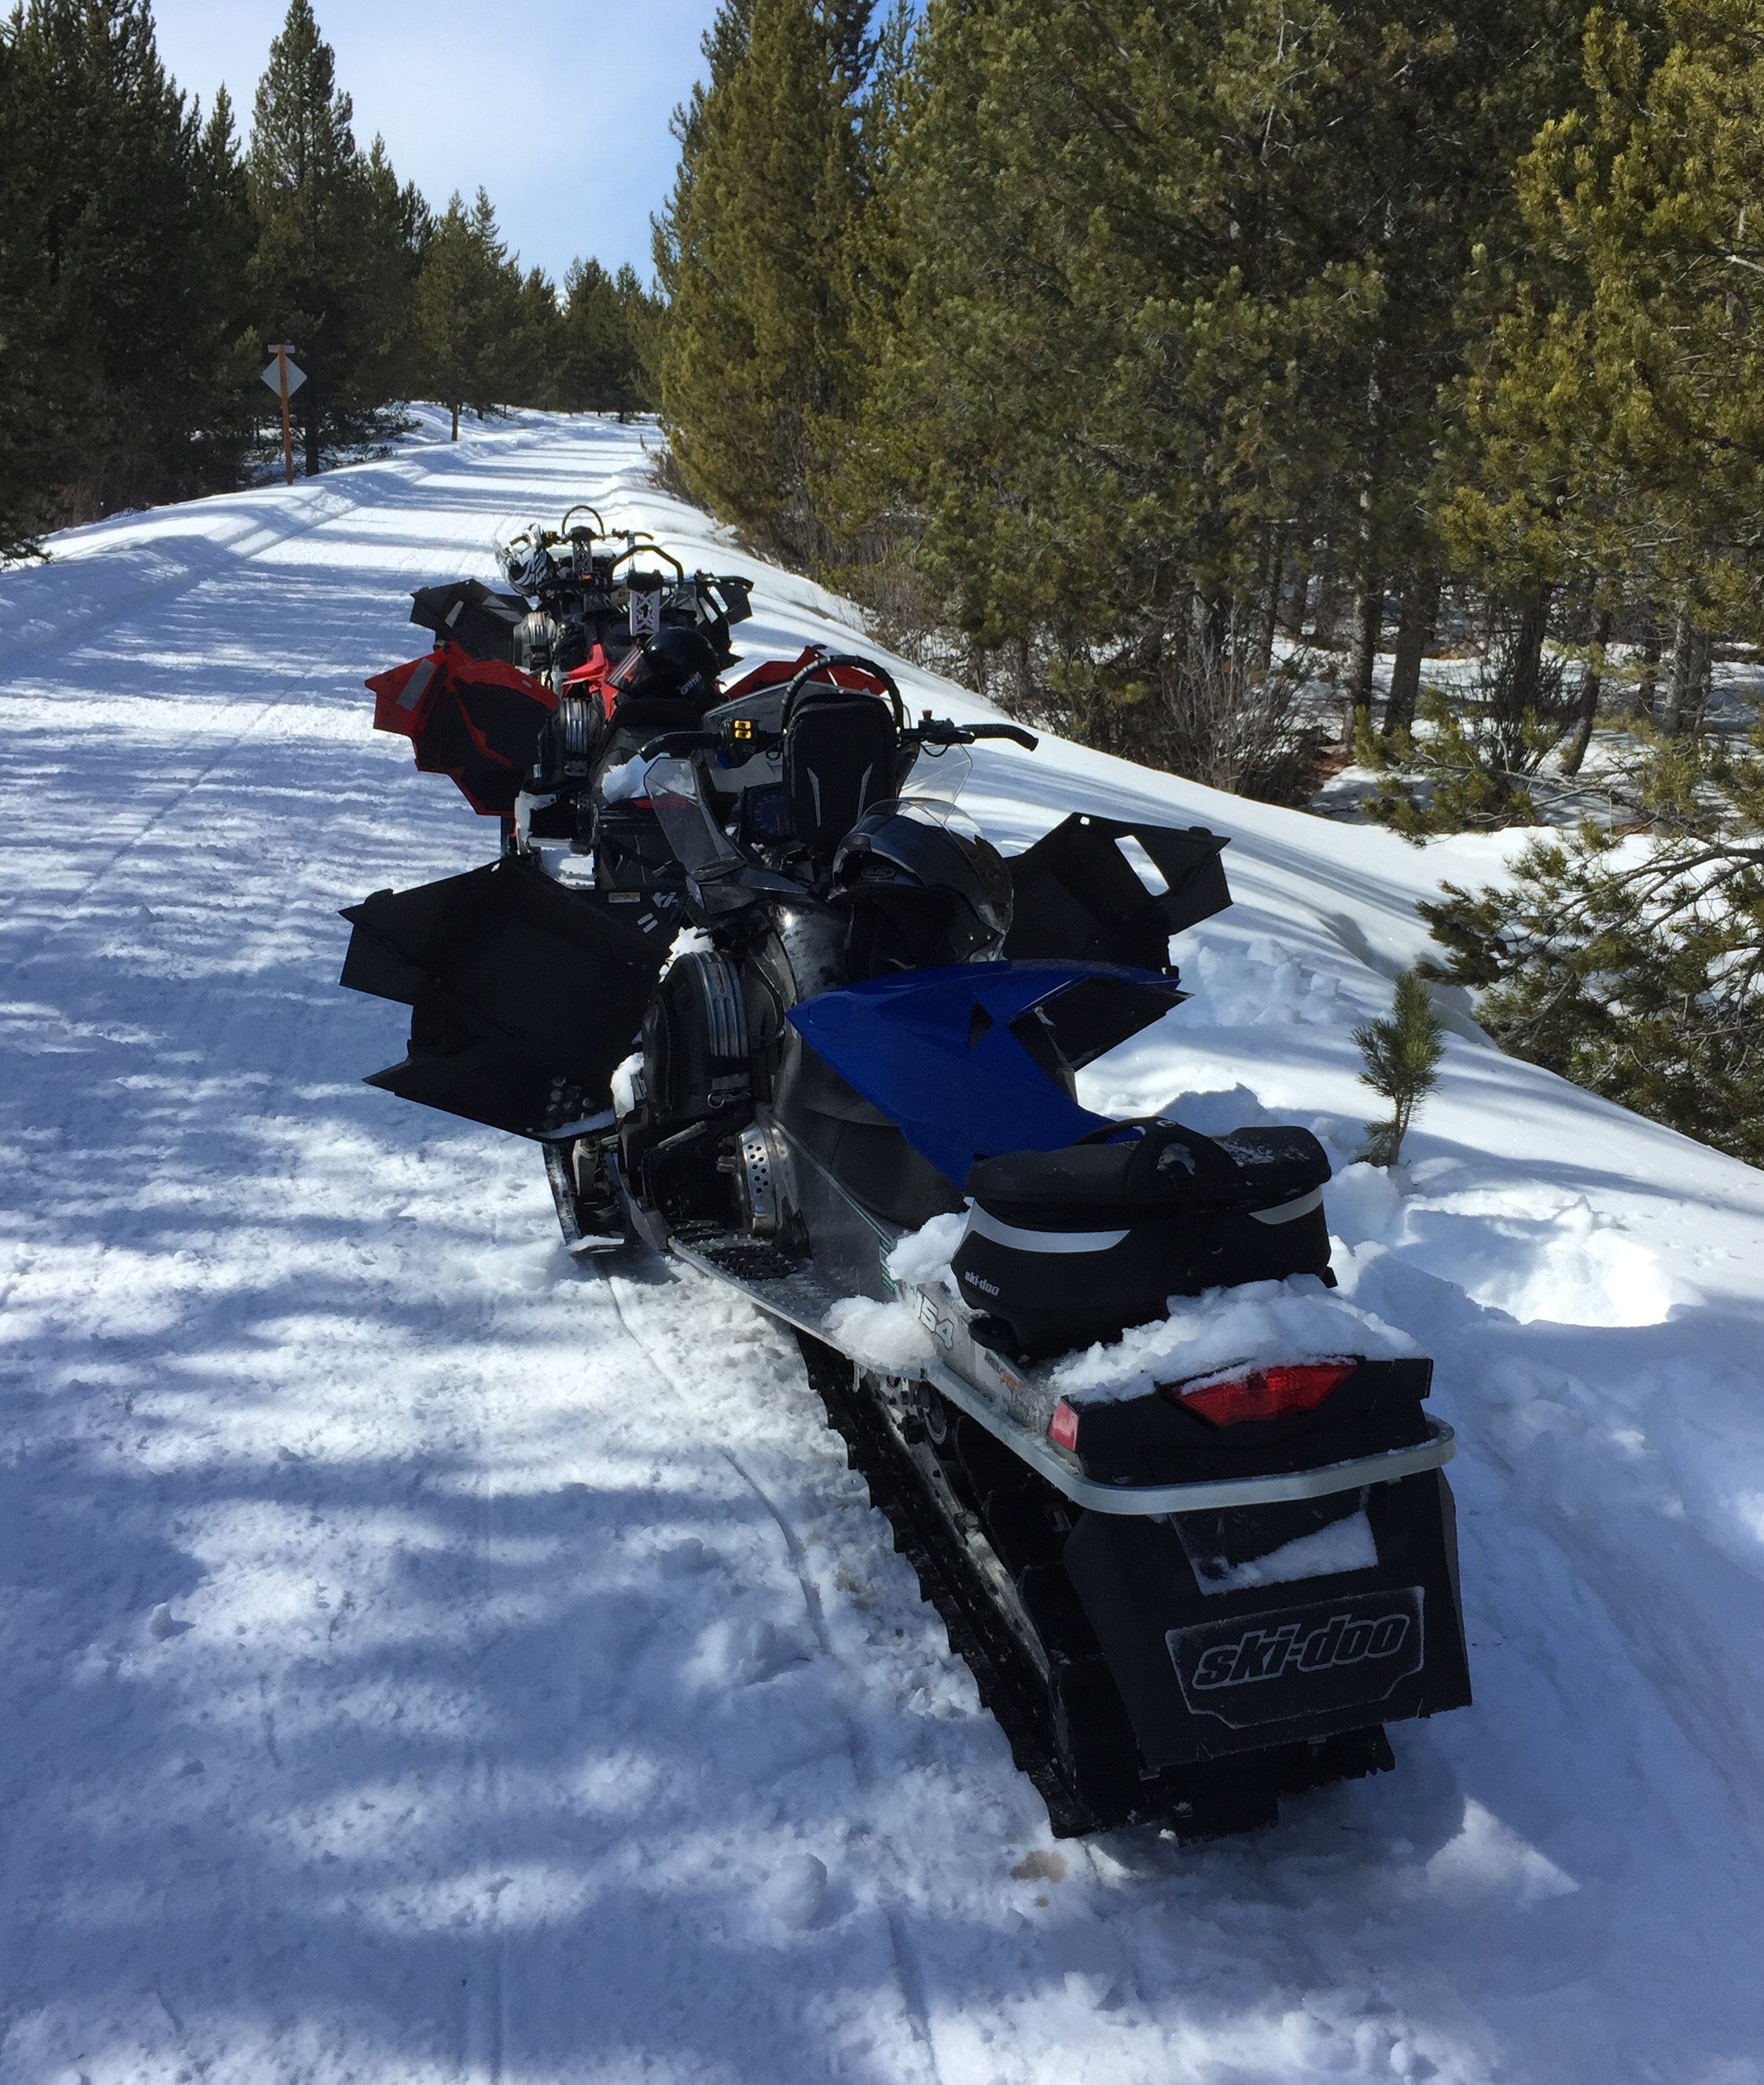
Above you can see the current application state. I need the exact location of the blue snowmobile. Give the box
[341,640,1469,1835]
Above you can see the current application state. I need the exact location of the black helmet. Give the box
[609,623,722,710]
[834,800,1014,975]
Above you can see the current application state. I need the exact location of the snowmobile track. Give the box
[793,1330,1403,1842]
[790,1330,1095,1837]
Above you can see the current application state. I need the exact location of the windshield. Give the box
[644,755,746,880]
[898,739,972,807]
[645,735,976,884]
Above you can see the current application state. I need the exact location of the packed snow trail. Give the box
[3,412,1764,2083]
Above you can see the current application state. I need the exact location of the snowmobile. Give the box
[408,506,755,693]
[370,509,761,947]
[342,628,1471,1837]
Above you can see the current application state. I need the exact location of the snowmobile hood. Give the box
[787,961,1184,1190]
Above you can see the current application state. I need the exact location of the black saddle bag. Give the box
[951,1120,1333,1357]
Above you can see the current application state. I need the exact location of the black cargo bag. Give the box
[952,1120,1332,1355]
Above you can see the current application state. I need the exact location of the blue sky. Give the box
[151,0,721,285]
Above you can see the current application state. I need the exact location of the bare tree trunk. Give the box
[1253,534,1284,674]
[1661,602,1695,734]
[1192,585,1230,664]
[1504,583,1553,717]
[1688,628,1714,734]
[1632,627,1662,720]
[303,397,322,476]
[450,403,460,442]
[1383,567,1441,739]
[1310,550,1340,645]
[1560,606,1613,777]
[1278,554,1308,637]
[1487,583,1553,774]
[1347,572,1383,727]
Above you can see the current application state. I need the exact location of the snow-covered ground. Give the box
[5,411,1764,2083]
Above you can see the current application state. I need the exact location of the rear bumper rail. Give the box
[923,1355,1453,1517]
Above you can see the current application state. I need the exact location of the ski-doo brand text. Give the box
[1167,1588,1426,1727]
[1191,1609,1412,1688]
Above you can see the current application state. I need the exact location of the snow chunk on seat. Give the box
[1053,1278,1418,1409]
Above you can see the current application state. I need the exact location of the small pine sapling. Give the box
[1354,967,1446,1166]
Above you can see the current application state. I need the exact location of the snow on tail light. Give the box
[1163,1359,1358,1429]
[1047,1399,1081,1452]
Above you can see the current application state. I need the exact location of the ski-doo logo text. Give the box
[1193,1610,1411,1690]
[1167,1587,1426,1726]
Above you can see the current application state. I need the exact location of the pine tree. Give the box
[612,264,664,413]
[840,0,1376,762]
[192,86,258,377]
[1,0,256,528]
[1423,726,1764,1165]
[818,0,1586,787]
[654,0,754,301]
[1441,0,1764,680]
[0,20,58,554]
[412,190,524,438]
[512,264,562,408]
[1354,969,1446,1167]
[554,258,657,417]
[248,0,415,469]
[655,0,871,564]
[351,134,429,409]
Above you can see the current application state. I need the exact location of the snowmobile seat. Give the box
[781,684,900,858]
[954,1120,1333,1355]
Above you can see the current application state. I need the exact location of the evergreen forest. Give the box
[0,0,657,557]
[656,0,1764,1166]
[6,0,1764,1164]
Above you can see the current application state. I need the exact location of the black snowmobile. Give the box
[343,634,1471,1837]
[408,507,754,694]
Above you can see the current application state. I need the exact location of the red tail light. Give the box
[1165,1359,1357,1429]
[1047,1399,1081,1451]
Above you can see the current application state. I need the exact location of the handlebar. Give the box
[560,504,605,536]
[916,718,1038,751]
[608,542,685,582]
[638,714,1038,767]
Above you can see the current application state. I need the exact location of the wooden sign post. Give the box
[259,347,308,485]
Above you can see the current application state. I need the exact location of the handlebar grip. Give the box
[914,719,1040,750]
[638,730,718,759]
